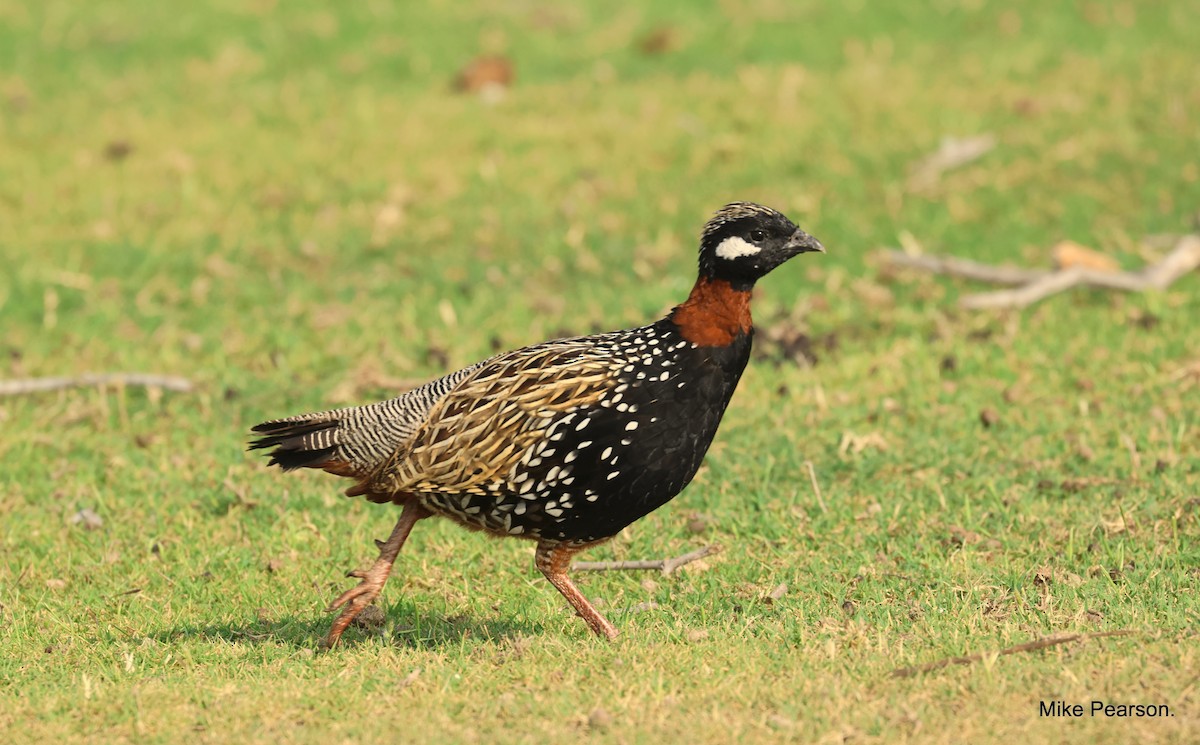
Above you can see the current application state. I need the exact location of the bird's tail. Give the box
[248,412,363,478]
[249,361,486,490]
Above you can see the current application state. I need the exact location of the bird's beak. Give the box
[785,229,825,255]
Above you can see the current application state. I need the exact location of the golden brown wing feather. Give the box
[367,341,622,497]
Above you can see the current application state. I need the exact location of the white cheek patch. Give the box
[715,236,761,260]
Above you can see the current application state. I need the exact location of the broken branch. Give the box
[0,373,194,396]
[889,629,1136,679]
[572,545,719,576]
[884,234,1200,309]
[884,252,1048,285]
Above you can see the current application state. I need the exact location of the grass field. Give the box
[1,0,1197,742]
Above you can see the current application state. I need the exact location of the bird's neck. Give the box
[669,276,753,347]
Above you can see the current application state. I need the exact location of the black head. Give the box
[697,202,824,289]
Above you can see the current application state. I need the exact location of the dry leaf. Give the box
[1052,240,1120,273]
[453,55,514,98]
[764,583,788,604]
[636,27,677,55]
[70,508,103,530]
[838,431,888,456]
[588,707,614,731]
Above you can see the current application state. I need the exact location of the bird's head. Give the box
[697,202,824,289]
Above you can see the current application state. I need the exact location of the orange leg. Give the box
[535,540,618,640]
[324,501,428,648]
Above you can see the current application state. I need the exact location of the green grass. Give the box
[2,0,1198,742]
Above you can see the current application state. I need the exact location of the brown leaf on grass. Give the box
[70,508,103,530]
[636,27,678,55]
[838,431,888,456]
[766,714,796,731]
[1033,566,1053,587]
[1101,511,1136,535]
[588,707,614,731]
[452,55,514,97]
[854,503,882,521]
[685,512,711,534]
[947,525,1001,549]
[1052,240,1120,273]
[764,583,788,605]
[979,407,1000,428]
[981,597,1010,621]
[1038,477,1119,493]
[104,140,133,161]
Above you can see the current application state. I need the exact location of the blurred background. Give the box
[1,1,1197,742]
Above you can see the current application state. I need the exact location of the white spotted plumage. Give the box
[325,319,698,543]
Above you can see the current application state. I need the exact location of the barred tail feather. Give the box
[249,416,348,472]
[249,360,488,486]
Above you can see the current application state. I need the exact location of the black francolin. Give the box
[250,202,824,645]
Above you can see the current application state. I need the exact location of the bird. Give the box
[249,202,824,646]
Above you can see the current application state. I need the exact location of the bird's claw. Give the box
[325,585,366,614]
[323,562,391,646]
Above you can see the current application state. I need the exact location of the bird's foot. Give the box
[318,503,427,650]
[322,559,393,648]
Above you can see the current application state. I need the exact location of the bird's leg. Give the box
[535,540,618,640]
[323,501,428,648]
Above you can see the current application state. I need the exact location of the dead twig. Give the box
[572,545,719,576]
[908,134,997,191]
[889,629,1137,679]
[885,252,1049,285]
[223,478,259,509]
[0,373,194,396]
[884,235,1200,309]
[804,460,827,513]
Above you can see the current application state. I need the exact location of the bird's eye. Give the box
[750,229,766,242]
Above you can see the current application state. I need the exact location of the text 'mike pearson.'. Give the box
[250,202,824,646]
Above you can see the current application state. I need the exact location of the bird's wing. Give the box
[370,339,623,497]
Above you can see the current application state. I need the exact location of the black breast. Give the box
[516,319,751,543]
